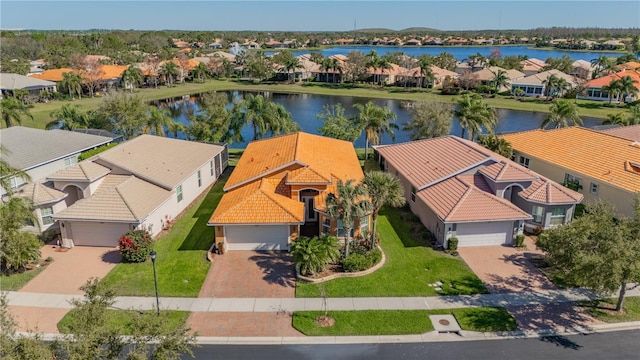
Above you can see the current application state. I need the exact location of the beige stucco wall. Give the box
[514,150,636,217]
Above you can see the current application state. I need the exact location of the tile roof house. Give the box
[208,132,366,251]
[0,73,57,98]
[577,70,640,103]
[23,135,229,247]
[0,126,114,198]
[374,136,582,248]
[598,124,640,141]
[510,69,577,97]
[471,66,525,92]
[520,58,547,76]
[501,127,639,218]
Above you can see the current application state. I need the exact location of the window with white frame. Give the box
[210,160,214,176]
[590,182,599,194]
[41,207,54,225]
[9,176,26,189]
[410,186,416,202]
[549,207,566,226]
[197,170,202,187]
[518,156,530,168]
[336,220,354,238]
[64,156,77,167]
[360,216,369,231]
[322,218,331,234]
[176,185,183,203]
[532,205,544,224]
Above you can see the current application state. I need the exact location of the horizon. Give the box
[1,1,639,32]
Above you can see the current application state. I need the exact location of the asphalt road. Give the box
[186,330,640,360]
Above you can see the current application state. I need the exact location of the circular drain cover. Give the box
[439,319,450,326]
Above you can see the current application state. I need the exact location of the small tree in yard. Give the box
[537,201,640,312]
[362,171,406,249]
[326,180,372,258]
[118,229,154,263]
[290,235,340,276]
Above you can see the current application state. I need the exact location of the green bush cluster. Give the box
[78,143,118,161]
[514,234,526,247]
[341,248,382,272]
[118,229,154,263]
[291,235,340,276]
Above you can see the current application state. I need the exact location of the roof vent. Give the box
[630,141,640,149]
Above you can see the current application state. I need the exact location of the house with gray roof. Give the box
[510,69,577,97]
[0,73,57,98]
[0,127,114,195]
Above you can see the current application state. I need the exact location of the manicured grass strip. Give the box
[57,309,190,335]
[295,208,487,297]
[293,310,432,336]
[0,267,46,291]
[580,296,640,323]
[100,170,229,297]
[292,307,517,336]
[24,79,623,129]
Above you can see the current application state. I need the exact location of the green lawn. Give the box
[21,78,626,129]
[295,207,488,297]
[99,170,229,297]
[580,296,640,323]
[292,307,516,336]
[57,309,190,335]
[0,267,46,291]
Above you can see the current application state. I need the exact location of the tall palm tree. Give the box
[144,107,175,136]
[362,171,405,249]
[353,101,398,160]
[191,62,209,83]
[618,75,639,102]
[454,94,497,140]
[60,71,83,100]
[120,66,143,93]
[541,99,583,129]
[417,58,433,88]
[166,120,185,139]
[47,104,89,130]
[626,104,640,125]
[376,58,392,86]
[1,97,33,128]
[590,55,614,77]
[160,62,179,87]
[491,69,509,95]
[284,56,301,82]
[325,179,372,258]
[477,134,514,158]
[602,79,623,104]
[229,94,298,142]
[0,146,30,196]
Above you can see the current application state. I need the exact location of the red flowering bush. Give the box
[118,230,154,263]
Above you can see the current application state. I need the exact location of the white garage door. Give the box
[455,222,512,247]
[225,225,289,251]
[69,221,131,247]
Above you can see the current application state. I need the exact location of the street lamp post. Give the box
[150,250,160,316]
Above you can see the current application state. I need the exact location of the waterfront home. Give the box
[502,127,639,218]
[208,132,366,251]
[471,66,525,92]
[520,58,547,76]
[577,69,640,102]
[510,69,577,97]
[374,136,582,248]
[0,73,57,98]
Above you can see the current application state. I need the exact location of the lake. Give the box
[264,45,627,62]
[159,91,602,149]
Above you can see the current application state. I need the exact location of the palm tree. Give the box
[160,62,179,87]
[454,94,497,140]
[47,104,89,130]
[120,66,143,93]
[491,69,509,95]
[144,107,175,136]
[590,55,614,77]
[191,62,209,83]
[284,56,301,82]
[353,101,398,160]
[1,97,33,128]
[477,135,514,158]
[542,74,560,97]
[541,99,583,129]
[626,104,640,125]
[417,59,434,88]
[166,121,185,139]
[362,171,405,249]
[602,79,623,104]
[618,75,639,102]
[603,112,627,126]
[325,179,372,258]
[0,146,30,196]
[60,71,83,100]
[229,94,298,142]
[376,58,392,86]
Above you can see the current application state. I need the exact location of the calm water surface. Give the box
[158,91,602,149]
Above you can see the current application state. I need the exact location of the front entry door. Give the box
[302,196,317,222]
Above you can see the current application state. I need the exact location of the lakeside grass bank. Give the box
[24,79,627,129]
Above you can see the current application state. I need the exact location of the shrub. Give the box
[341,253,371,272]
[515,234,526,248]
[447,237,459,251]
[369,248,382,265]
[291,235,339,276]
[78,143,118,161]
[118,230,154,263]
[45,256,54,263]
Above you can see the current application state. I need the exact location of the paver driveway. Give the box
[198,251,295,298]
[187,312,302,337]
[20,244,121,294]
[458,237,600,330]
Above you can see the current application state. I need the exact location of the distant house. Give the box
[577,70,640,102]
[208,42,223,49]
[375,136,582,247]
[30,65,128,91]
[29,59,46,74]
[404,39,422,46]
[471,66,525,92]
[520,58,547,76]
[44,135,228,247]
[510,69,577,97]
[264,40,286,49]
[502,127,639,218]
[0,126,114,196]
[570,60,597,80]
[0,73,57,98]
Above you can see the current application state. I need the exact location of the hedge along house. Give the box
[208,132,367,251]
[43,135,228,247]
[374,136,583,248]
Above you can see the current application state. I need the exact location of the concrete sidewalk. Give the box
[8,287,638,312]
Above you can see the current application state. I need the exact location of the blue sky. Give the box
[1,1,639,31]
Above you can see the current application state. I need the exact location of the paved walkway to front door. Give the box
[198,251,296,298]
[20,244,121,295]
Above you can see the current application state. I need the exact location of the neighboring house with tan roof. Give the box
[598,124,640,142]
[510,69,577,97]
[374,136,582,248]
[208,132,367,251]
[501,127,640,218]
[26,135,229,248]
[0,127,114,196]
[520,58,547,76]
[471,66,525,92]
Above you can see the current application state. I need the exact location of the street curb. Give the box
[18,321,640,345]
